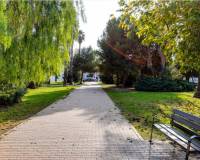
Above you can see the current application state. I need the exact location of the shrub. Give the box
[0,81,13,92]
[14,88,27,103]
[100,75,114,84]
[123,74,136,87]
[0,94,11,105]
[135,77,195,92]
[0,88,27,106]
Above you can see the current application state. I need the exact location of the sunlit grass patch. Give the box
[0,85,76,135]
[104,86,200,140]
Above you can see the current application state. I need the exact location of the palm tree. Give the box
[78,30,85,54]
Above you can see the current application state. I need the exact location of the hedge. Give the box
[135,77,195,92]
[100,75,114,84]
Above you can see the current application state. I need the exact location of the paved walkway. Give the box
[0,83,195,159]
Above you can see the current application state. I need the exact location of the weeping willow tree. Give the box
[0,0,78,90]
[0,1,10,90]
[0,1,10,49]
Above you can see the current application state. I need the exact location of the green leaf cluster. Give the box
[120,0,200,74]
[73,47,98,82]
[97,17,138,87]
[0,0,78,89]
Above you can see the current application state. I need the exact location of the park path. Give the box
[0,82,187,159]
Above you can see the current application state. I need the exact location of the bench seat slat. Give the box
[159,124,200,150]
[154,123,200,152]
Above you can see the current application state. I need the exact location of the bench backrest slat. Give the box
[173,109,200,123]
[172,109,200,131]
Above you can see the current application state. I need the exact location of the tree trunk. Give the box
[194,75,200,98]
[80,71,83,84]
[137,69,142,80]
[116,74,120,87]
[122,74,128,88]
[68,42,74,85]
[63,64,68,86]
[185,74,190,82]
[27,81,38,89]
[55,75,58,82]
[79,43,81,55]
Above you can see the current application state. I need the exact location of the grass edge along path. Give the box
[103,84,200,140]
[0,85,76,136]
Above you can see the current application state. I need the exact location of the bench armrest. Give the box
[186,135,200,159]
[188,135,200,143]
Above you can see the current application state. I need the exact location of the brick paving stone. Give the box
[0,82,199,160]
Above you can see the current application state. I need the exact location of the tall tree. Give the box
[0,1,11,85]
[119,0,200,97]
[0,1,11,49]
[98,16,165,87]
[73,46,97,83]
[63,0,87,85]
[98,17,138,87]
[0,0,78,90]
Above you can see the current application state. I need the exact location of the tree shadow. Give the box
[100,130,185,159]
[28,85,198,159]
[0,88,74,122]
[1,84,199,159]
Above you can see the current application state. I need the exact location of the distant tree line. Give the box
[73,46,98,84]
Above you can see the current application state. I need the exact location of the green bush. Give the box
[123,74,136,87]
[14,88,27,103]
[0,88,27,106]
[135,77,195,92]
[0,81,13,92]
[100,75,114,84]
[0,94,11,105]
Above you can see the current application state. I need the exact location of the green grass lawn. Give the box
[0,85,76,135]
[104,86,200,140]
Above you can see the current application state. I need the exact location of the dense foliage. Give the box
[73,47,98,83]
[100,75,114,84]
[135,77,195,92]
[0,88,26,106]
[97,18,138,87]
[0,1,11,49]
[0,0,78,92]
[78,30,85,54]
[119,0,200,97]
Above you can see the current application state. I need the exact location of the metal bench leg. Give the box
[149,126,153,144]
[172,141,176,153]
[149,116,155,144]
[185,142,191,160]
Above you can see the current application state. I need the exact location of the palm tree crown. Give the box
[78,30,85,54]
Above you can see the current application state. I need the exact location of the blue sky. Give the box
[75,0,120,49]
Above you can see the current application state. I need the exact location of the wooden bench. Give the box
[150,109,200,160]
